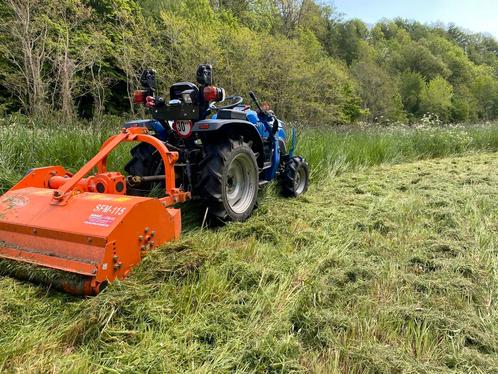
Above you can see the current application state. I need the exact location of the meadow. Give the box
[2,114,498,189]
[0,117,497,372]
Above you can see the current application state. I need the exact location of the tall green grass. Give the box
[1,114,498,192]
[298,124,498,179]
[0,115,128,191]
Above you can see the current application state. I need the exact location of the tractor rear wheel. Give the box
[280,156,309,197]
[124,143,164,195]
[200,138,259,221]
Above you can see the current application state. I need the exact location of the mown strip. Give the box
[0,152,497,372]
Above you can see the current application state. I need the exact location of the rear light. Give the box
[203,86,225,102]
[145,96,155,108]
[199,124,209,129]
[133,90,147,104]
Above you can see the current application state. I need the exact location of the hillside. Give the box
[1,0,498,125]
[1,152,497,373]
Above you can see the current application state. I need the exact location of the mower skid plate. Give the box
[0,187,181,295]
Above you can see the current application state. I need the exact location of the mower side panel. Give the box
[0,187,181,295]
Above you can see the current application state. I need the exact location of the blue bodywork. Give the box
[124,119,167,140]
[213,108,288,180]
[128,107,293,182]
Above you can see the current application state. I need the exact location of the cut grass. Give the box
[0,152,497,372]
[1,117,498,372]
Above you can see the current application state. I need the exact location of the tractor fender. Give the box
[193,119,265,168]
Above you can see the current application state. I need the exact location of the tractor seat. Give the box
[217,109,248,121]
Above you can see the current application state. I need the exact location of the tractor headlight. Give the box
[180,89,196,104]
[182,92,193,104]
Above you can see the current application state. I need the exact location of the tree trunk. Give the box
[6,0,48,115]
[59,30,74,121]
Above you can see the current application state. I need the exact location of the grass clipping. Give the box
[0,152,497,373]
[0,258,89,292]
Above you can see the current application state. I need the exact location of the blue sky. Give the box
[331,0,498,38]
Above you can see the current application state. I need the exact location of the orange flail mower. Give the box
[0,127,190,295]
[0,65,311,296]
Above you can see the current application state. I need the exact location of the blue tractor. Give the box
[125,64,309,221]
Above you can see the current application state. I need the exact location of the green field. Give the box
[3,116,498,188]
[0,121,498,372]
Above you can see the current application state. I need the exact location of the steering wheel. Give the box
[209,95,243,111]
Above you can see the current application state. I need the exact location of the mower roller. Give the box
[0,64,309,296]
[0,127,189,295]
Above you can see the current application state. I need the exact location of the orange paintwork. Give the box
[0,127,189,295]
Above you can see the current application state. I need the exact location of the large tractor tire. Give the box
[124,143,164,195]
[199,138,259,221]
[280,156,309,197]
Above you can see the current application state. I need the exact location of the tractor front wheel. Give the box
[200,138,259,221]
[280,156,309,197]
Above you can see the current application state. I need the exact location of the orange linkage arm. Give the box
[96,129,179,197]
[52,131,128,201]
[52,127,189,206]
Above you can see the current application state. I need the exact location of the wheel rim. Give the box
[294,165,307,195]
[226,153,256,214]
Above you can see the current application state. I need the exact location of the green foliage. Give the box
[471,69,498,120]
[399,70,424,115]
[1,0,498,124]
[353,58,405,123]
[327,18,369,65]
[397,41,450,80]
[420,76,454,121]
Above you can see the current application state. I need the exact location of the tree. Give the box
[48,0,94,120]
[209,0,250,12]
[1,0,50,114]
[111,3,161,114]
[273,0,306,35]
[396,41,450,80]
[0,0,497,125]
[451,93,473,122]
[399,70,424,115]
[352,59,405,123]
[419,76,453,121]
[328,19,369,65]
[471,71,498,120]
